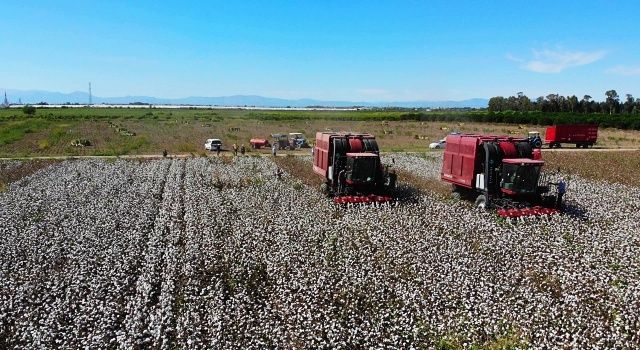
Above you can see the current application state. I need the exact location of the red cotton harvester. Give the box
[313,132,397,204]
[440,134,559,218]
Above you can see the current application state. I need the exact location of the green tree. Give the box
[22,105,36,116]
[568,95,579,113]
[581,95,592,114]
[624,94,634,114]
[605,90,619,115]
[488,96,506,112]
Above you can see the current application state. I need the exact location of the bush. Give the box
[22,105,36,116]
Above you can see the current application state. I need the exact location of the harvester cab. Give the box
[344,152,379,185]
[500,159,545,195]
[313,132,396,204]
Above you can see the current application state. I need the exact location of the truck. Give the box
[313,132,397,204]
[441,134,558,217]
[545,124,598,148]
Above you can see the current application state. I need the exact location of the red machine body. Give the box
[545,124,598,148]
[441,134,557,217]
[313,132,396,203]
[250,138,270,149]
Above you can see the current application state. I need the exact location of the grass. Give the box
[0,119,49,145]
[1,109,639,158]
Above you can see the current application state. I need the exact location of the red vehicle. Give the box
[313,132,396,203]
[250,138,270,149]
[545,124,598,148]
[441,134,558,217]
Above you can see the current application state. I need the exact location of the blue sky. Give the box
[1,0,638,101]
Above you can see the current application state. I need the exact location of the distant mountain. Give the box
[1,89,488,108]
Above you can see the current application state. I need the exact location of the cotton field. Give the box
[1,155,639,349]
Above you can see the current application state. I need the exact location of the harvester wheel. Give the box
[475,194,487,209]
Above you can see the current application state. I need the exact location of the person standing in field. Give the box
[272,144,277,156]
[216,146,221,157]
[233,143,238,156]
[240,144,246,156]
[556,177,566,209]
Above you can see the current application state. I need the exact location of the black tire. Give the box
[533,139,542,148]
[475,194,487,209]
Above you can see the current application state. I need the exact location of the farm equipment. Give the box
[441,134,559,217]
[271,133,290,150]
[545,124,598,148]
[313,132,397,204]
[250,138,270,149]
[289,133,309,148]
[527,131,543,148]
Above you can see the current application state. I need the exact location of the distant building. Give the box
[1,92,9,108]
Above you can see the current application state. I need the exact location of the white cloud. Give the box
[509,48,606,73]
[605,65,640,76]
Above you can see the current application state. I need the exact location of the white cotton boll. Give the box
[0,155,638,348]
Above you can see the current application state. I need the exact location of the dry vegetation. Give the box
[544,150,640,187]
[272,155,323,188]
[395,168,451,197]
[0,159,58,191]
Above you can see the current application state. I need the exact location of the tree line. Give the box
[488,90,639,115]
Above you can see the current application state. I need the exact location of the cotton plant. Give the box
[0,156,638,349]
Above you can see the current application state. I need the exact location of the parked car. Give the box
[204,138,222,151]
[429,139,446,149]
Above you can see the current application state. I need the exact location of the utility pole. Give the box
[89,82,92,105]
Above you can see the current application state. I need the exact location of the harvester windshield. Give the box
[346,153,378,183]
[501,159,544,194]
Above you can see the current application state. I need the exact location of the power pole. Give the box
[89,82,92,105]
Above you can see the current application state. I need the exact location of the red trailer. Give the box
[441,134,557,217]
[250,138,270,149]
[545,124,598,148]
[313,132,396,203]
